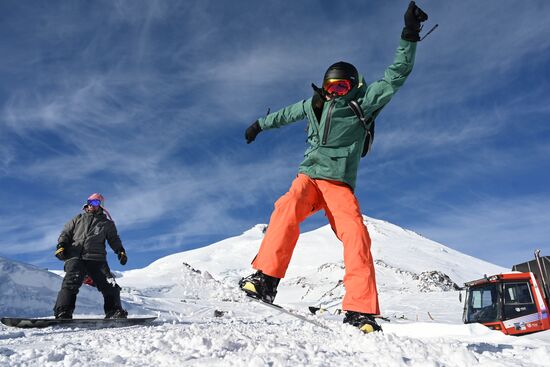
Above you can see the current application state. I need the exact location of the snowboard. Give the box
[1,316,157,329]
[245,295,330,330]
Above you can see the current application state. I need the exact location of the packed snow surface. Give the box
[1,216,549,366]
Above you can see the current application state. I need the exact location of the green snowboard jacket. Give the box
[258,38,417,190]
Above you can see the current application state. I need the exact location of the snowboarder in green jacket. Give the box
[240,2,429,333]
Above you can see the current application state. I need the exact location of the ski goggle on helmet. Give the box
[323,79,352,96]
[323,61,358,97]
[87,193,105,207]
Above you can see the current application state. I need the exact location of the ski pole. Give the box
[420,24,439,41]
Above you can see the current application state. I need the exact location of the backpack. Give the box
[348,100,380,157]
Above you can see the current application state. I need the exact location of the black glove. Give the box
[245,121,262,144]
[55,244,66,261]
[402,1,428,42]
[117,247,128,266]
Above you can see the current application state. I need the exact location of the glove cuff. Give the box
[252,120,262,133]
[401,27,420,42]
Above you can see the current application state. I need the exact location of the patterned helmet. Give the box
[84,193,113,221]
[87,193,105,207]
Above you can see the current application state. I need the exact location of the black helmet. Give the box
[323,61,359,88]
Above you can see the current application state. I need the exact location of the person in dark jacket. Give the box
[53,193,128,319]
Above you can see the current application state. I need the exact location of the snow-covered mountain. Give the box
[0,257,102,317]
[1,216,505,319]
[121,216,505,319]
[1,216,549,366]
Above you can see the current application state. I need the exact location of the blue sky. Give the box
[1,0,549,272]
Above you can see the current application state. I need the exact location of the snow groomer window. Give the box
[504,282,533,304]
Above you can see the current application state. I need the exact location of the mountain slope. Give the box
[0,257,102,317]
[122,217,504,310]
[118,216,507,323]
[150,216,505,282]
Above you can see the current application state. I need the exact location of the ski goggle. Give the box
[87,199,102,207]
[323,79,352,96]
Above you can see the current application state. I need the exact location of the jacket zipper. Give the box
[322,100,336,145]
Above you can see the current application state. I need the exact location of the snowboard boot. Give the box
[105,308,128,319]
[343,311,382,333]
[239,271,280,304]
[54,310,73,320]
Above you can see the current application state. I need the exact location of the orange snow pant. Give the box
[252,174,380,315]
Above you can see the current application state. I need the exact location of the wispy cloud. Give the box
[0,214,62,256]
[0,0,549,270]
[410,195,550,267]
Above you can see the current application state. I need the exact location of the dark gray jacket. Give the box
[58,208,123,261]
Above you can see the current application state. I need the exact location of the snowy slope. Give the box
[0,257,102,317]
[1,217,549,366]
[171,216,505,284]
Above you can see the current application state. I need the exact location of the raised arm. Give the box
[362,40,416,112]
[361,1,427,114]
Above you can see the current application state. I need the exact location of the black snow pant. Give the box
[54,258,123,317]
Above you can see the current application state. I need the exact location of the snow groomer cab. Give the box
[463,250,550,335]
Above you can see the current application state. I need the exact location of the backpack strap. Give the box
[348,100,378,157]
[348,100,371,130]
